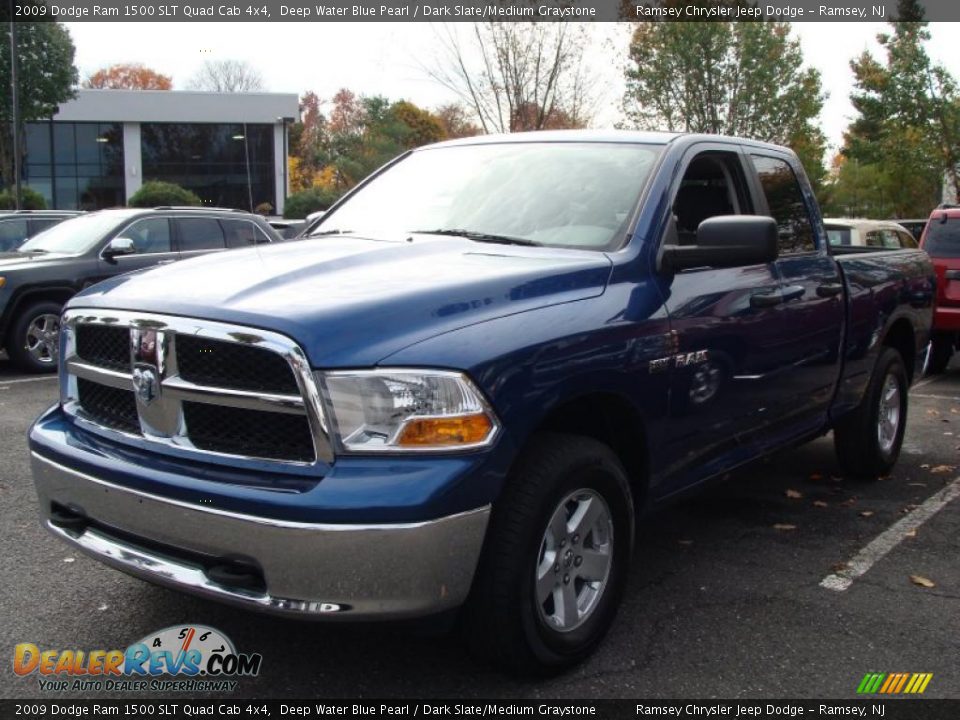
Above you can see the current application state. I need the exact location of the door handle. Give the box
[816,282,843,298]
[750,290,783,308]
[781,285,806,302]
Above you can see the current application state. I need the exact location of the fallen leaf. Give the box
[929,465,955,474]
[786,489,803,499]
[945,432,955,436]
[920,463,931,469]
[901,504,919,514]
[905,529,917,538]
[926,409,941,417]
[829,476,843,483]
[97,604,109,612]
[859,510,875,518]
[677,539,694,546]
[773,523,797,531]
[909,575,935,588]
[831,562,848,572]
[63,557,75,564]
[813,500,829,508]
[840,497,857,507]
[808,472,823,482]
[951,408,959,414]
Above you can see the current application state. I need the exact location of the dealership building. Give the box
[23,89,299,215]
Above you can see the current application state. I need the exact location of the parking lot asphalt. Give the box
[1,358,957,700]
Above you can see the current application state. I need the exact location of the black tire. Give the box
[6,301,63,373]
[462,432,634,676]
[926,333,955,375]
[834,347,909,480]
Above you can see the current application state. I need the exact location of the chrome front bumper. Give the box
[32,452,490,619]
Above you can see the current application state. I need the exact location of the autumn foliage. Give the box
[286,89,478,212]
[84,64,172,91]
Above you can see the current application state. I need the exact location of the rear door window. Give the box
[923,216,960,258]
[178,218,226,252]
[825,227,850,246]
[865,231,884,248]
[221,219,271,248]
[749,155,816,255]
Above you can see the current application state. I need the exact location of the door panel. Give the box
[657,147,795,493]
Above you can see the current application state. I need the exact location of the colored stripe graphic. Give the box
[858,673,932,694]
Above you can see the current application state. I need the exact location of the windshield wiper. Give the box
[411,228,539,247]
[308,229,354,236]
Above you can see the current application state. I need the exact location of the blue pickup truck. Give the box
[29,131,934,674]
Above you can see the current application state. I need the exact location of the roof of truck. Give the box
[425,129,792,154]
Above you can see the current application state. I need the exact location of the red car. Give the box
[921,204,960,373]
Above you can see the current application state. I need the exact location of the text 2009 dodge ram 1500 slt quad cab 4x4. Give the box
[29,131,934,674]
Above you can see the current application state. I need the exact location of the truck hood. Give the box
[70,235,612,367]
[0,251,75,271]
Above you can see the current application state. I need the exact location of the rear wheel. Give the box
[462,433,634,676]
[926,332,955,375]
[834,347,908,480]
[6,301,63,373]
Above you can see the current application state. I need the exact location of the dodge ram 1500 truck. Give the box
[29,131,934,675]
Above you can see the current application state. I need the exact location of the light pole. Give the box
[9,5,22,209]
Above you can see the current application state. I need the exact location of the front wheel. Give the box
[834,347,908,480]
[462,433,634,676]
[6,301,63,373]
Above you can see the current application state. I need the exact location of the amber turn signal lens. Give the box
[396,413,494,447]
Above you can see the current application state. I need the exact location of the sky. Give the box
[64,21,960,155]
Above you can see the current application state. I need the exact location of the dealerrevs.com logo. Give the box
[13,625,262,693]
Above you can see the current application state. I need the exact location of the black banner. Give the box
[3,700,960,720]
[8,0,960,23]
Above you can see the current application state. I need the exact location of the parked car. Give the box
[0,210,82,252]
[920,204,960,373]
[29,131,933,675]
[824,218,918,249]
[0,206,279,372]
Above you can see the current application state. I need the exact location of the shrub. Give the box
[128,181,202,208]
[283,187,340,219]
[0,186,48,210]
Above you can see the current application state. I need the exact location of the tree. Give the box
[0,19,78,189]
[289,89,450,197]
[434,103,482,139]
[621,13,824,162]
[84,63,172,90]
[844,0,959,212]
[187,60,264,92]
[426,23,592,133]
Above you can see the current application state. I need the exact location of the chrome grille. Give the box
[176,335,299,394]
[75,325,129,372]
[61,310,333,467]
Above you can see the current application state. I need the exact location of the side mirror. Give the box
[103,237,136,260]
[659,215,779,273]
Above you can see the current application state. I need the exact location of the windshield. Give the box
[19,213,128,255]
[924,216,960,258]
[311,142,662,250]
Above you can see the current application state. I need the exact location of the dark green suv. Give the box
[0,207,280,372]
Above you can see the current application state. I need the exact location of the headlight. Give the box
[317,369,499,453]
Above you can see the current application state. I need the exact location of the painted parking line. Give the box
[820,476,960,592]
[912,393,960,402]
[0,376,58,386]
